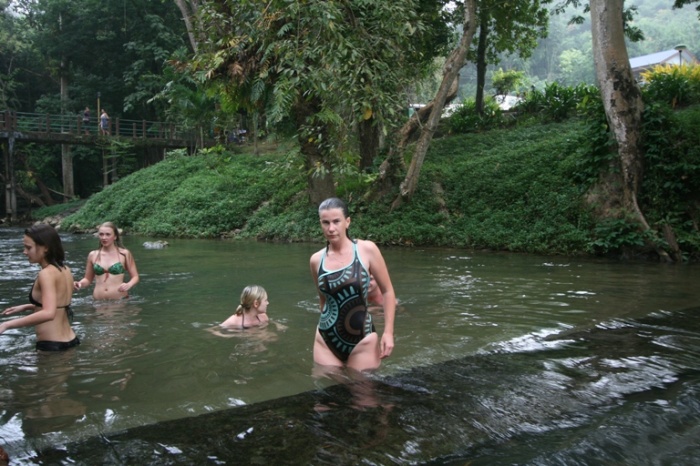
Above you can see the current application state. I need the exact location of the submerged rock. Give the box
[143,240,169,249]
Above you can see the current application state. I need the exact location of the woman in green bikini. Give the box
[74,222,139,300]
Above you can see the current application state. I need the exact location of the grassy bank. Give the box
[54,119,597,255]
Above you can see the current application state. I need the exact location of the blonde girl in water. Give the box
[220,285,270,329]
[74,222,139,300]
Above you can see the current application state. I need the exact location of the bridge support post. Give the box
[3,135,18,222]
[62,144,74,200]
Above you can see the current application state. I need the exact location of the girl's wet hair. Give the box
[318,197,349,218]
[25,223,65,268]
[235,285,267,315]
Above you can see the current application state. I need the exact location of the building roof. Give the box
[630,48,698,73]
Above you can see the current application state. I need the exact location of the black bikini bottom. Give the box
[36,336,81,352]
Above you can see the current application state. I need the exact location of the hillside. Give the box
[57,120,595,256]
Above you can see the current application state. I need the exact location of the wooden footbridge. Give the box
[1,110,213,220]
[0,110,206,148]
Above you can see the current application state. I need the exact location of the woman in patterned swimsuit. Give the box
[309,198,396,371]
[74,222,139,300]
[0,224,79,351]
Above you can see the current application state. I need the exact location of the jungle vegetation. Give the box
[3,0,700,261]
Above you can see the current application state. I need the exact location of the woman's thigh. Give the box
[347,333,380,371]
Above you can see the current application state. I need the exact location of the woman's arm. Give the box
[310,251,326,312]
[2,303,36,316]
[361,240,396,359]
[75,250,97,290]
[1,270,58,332]
[118,249,140,293]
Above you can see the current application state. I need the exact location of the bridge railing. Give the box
[0,110,201,142]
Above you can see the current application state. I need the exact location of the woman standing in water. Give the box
[310,197,396,371]
[74,222,139,300]
[0,224,79,351]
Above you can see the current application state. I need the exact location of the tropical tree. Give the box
[472,0,550,114]
[557,0,673,260]
[193,0,431,205]
[3,0,189,207]
[391,0,479,208]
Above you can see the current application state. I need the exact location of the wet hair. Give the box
[24,223,65,268]
[318,197,349,218]
[235,285,267,315]
[98,222,124,249]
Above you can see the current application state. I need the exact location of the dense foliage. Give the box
[55,120,591,254]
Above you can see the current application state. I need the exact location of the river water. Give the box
[0,226,699,464]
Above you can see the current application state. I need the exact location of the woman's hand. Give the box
[380,332,394,359]
[2,304,30,316]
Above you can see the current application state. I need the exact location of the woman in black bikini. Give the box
[74,222,139,300]
[0,224,79,351]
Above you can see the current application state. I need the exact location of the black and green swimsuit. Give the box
[317,241,374,362]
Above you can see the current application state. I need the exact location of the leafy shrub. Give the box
[640,64,700,107]
[517,82,600,122]
[447,97,503,134]
[492,68,524,97]
[588,218,647,255]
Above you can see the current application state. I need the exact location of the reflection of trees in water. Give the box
[74,302,144,398]
[13,350,86,437]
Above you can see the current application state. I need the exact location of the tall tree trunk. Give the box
[590,0,672,261]
[174,0,199,53]
[61,144,74,200]
[59,11,74,200]
[391,0,478,210]
[294,99,336,205]
[359,117,379,171]
[475,12,489,115]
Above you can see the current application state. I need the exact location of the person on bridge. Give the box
[100,109,110,135]
[82,107,90,134]
[0,224,80,351]
[74,222,139,300]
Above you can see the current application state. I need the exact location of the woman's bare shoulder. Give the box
[356,239,380,254]
[310,248,325,264]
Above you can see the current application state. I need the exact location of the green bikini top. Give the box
[93,261,126,276]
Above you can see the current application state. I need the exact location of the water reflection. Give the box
[206,321,288,355]
[2,228,700,464]
[0,348,85,443]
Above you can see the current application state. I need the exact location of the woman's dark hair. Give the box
[25,223,65,268]
[318,197,349,218]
